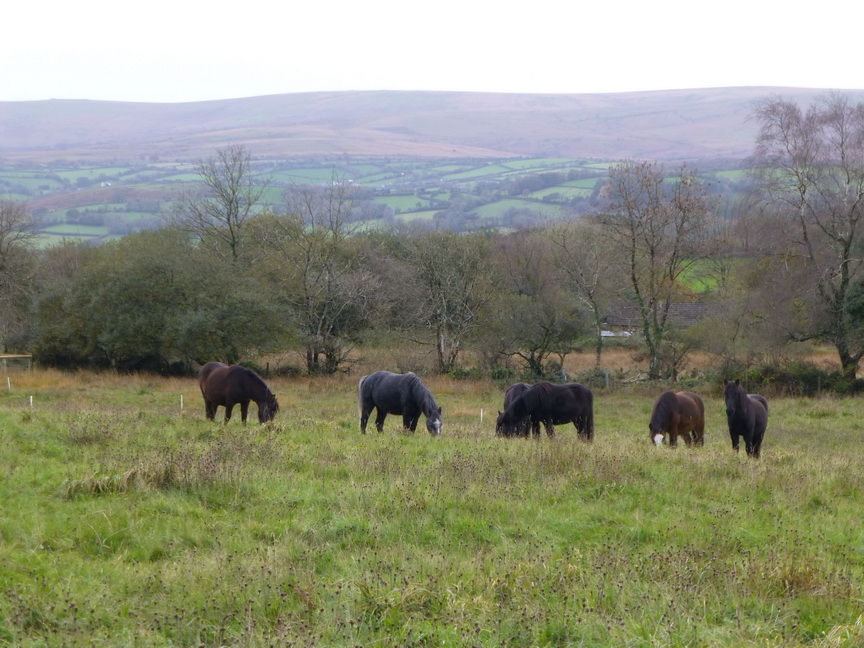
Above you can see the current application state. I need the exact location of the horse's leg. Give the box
[375,410,387,433]
[752,432,763,458]
[744,433,756,457]
[544,421,555,438]
[695,424,705,446]
[729,430,740,452]
[577,415,592,442]
[359,406,370,434]
[682,431,693,447]
[224,402,234,423]
[205,401,216,421]
[404,414,419,432]
[240,400,250,424]
[669,431,678,448]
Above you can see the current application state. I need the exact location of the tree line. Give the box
[2,92,864,386]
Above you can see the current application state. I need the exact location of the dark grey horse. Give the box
[358,371,443,435]
[724,379,768,458]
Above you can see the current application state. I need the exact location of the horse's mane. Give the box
[406,373,440,415]
[236,365,274,398]
[510,382,553,417]
[650,391,678,427]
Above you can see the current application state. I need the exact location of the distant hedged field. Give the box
[0,156,747,245]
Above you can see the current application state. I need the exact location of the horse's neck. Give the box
[732,391,749,416]
[420,393,439,417]
[245,375,269,403]
[511,395,532,418]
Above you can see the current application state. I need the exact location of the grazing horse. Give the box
[198,362,279,424]
[496,382,539,437]
[648,390,705,447]
[496,382,594,441]
[358,371,443,435]
[724,379,768,458]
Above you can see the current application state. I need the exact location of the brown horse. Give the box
[198,362,279,424]
[648,390,705,447]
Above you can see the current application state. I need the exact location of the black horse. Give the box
[496,382,539,437]
[496,382,594,441]
[723,379,768,458]
[649,390,705,447]
[358,371,443,435]
[198,362,279,424]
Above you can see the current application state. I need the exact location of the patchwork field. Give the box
[1,368,862,646]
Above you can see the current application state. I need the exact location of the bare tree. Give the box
[260,180,378,374]
[598,162,715,380]
[397,231,496,374]
[545,218,616,369]
[0,200,39,351]
[489,231,586,377]
[169,144,268,262]
[750,92,864,380]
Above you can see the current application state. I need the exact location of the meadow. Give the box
[1,367,863,647]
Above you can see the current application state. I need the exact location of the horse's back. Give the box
[750,394,768,413]
[198,362,228,392]
[360,371,411,412]
[677,391,705,419]
[503,382,531,409]
[749,394,769,431]
[547,383,593,420]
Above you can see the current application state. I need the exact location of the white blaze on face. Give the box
[653,433,664,447]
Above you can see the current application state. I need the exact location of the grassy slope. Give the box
[0,369,862,646]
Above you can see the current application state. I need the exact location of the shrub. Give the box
[736,362,864,396]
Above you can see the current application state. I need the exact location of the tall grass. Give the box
[0,370,862,646]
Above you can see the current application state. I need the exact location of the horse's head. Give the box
[258,393,280,423]
[426,406,443,436]
[496,410,523,437]
[648,424,664,446]
[723,379,741,417]
[495,411,505,437]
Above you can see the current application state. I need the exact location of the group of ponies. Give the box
[196,363,768,457]
[647,380,769,458]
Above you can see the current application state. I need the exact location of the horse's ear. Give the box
[723,379,728,386]
[438,406,442,415]
[735,379,740,386]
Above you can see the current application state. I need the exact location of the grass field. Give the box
[1,368,862,647]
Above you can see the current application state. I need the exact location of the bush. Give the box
[734,362,864,396]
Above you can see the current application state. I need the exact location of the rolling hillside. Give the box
[2,87,859,164]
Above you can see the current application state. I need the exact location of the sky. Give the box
[3,0,861,103]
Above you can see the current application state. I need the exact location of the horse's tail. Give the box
[582,386,595,441]
[357,375,368,419]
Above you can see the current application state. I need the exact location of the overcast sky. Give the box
[3,0,860,103]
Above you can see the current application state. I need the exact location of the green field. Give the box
[40,224,110,237]
[374,194,433,212]
[1,368,862,647]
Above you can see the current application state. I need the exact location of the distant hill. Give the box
[1,87,862,164]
